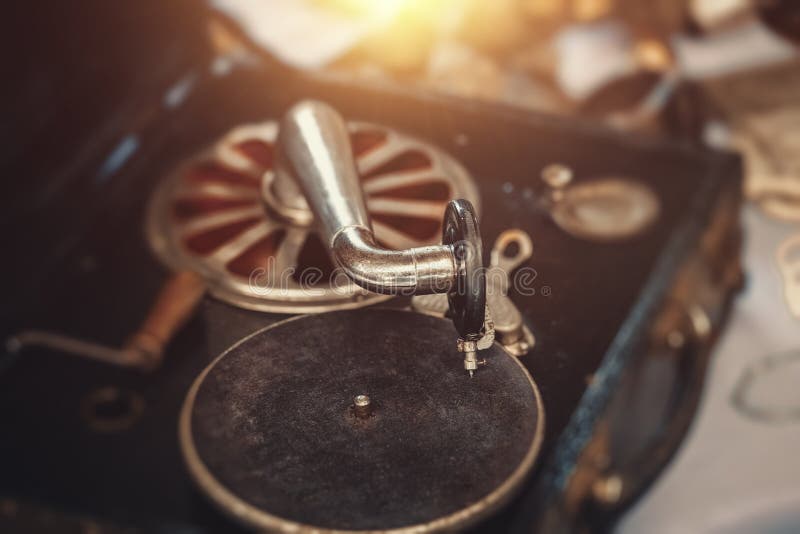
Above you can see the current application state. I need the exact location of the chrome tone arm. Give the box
[276,100,458,295]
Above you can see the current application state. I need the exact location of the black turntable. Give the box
[1,2,743,533]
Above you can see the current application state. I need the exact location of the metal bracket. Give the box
[412,229,535,356]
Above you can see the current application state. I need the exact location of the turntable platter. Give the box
[180,309,543,532]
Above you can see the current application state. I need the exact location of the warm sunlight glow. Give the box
[316,0,415,23]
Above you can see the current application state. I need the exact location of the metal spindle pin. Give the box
[353,394,372,418]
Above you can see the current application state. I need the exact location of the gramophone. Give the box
[0,2,743,532]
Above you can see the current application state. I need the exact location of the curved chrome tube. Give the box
[332,226,456,294]
[275,100,459,295]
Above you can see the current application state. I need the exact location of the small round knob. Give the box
[541,164,573,189]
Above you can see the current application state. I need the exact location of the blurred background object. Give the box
[214,0,798,139]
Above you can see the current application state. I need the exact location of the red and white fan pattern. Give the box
[147,121,479,313]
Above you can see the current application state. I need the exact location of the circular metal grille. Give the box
[147,121,479,313]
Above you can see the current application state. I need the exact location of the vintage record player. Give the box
[1,2,743,533]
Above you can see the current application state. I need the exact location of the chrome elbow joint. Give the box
[331,226,456,295]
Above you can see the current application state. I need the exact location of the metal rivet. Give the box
[667,330,686,349]
[592,474,623,504]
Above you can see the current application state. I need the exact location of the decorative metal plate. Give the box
[180,309,544,533]
[147,121,479,313]
[551,178,660,241]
